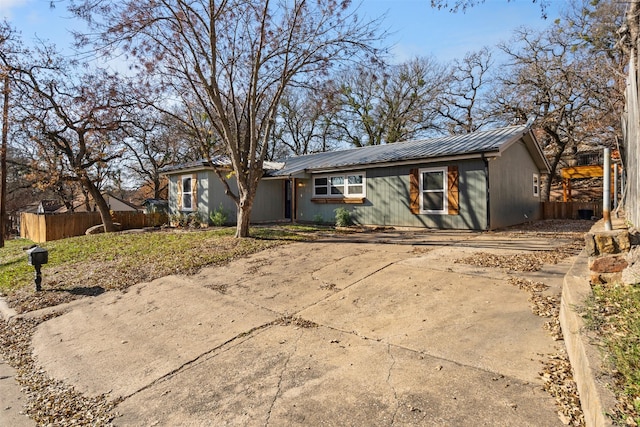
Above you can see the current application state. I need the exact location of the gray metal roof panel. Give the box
[270,125,528,176]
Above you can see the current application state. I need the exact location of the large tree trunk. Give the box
[543,128,566,203]
[235,190,254,238]
[0,75,9,248]
[80,173,117,232]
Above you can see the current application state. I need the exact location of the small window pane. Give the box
[315,177,327,186]
[347,185,363,195]
[423,171,443,190]
[423,191,444,211]
[183,194,192,209]
[182,177,192,193]
[348,175,363,184]
[330,176,344,195]
[315,187,328,195]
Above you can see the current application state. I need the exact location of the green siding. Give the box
[167,171,285,224]
[252,180,286,222]
[167,172,208,219]
[488,140,542,229]
[296,160,488,230]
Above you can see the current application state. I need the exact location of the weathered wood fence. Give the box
[20,211,168,243]
[541,201,602,220]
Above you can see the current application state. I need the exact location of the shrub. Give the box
[312,214,324,224]
[334,207,351,227]
[209,203,228,226]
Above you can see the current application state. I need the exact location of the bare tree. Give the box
[429,0,551,18]
[333,56,447,147]
[10,49,133,232]
[439,47,495,134]
[271,86,341,158]
[123,109,198,199]
[71,0,384,237]
[493,22,622,200]
[0,21,21,246]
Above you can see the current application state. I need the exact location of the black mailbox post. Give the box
[27,246,48,291]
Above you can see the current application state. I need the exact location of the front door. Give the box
[284,179,292,220]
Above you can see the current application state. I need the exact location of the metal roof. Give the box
[270,125,532,177]
[160,125,548,177]
[160,157,283,175]
[159,157,229,174]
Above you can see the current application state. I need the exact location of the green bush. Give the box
[312,214,324,224]
[334,207,351,227]
[209,203,228,226]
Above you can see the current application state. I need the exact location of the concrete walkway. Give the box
[11,230,578,425]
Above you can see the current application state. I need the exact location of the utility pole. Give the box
[1,74,9,248]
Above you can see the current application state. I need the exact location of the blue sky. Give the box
[1,0,563,64]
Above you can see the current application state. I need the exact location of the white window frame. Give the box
[313,172,366,198]
[533,173,540,197]
[181,175,194,211]
[419,167,448,214]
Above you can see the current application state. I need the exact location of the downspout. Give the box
[482,153,490,231]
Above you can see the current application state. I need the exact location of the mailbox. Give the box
[27,246,48,266]
[26,246,48,291]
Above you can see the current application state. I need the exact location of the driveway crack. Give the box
[120,320,276,401]
[265,328,303,427]
[302,261,399,312]
[386,343,400,426]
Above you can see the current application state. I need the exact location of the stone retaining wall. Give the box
[584,226,640,284]
[563,220,639,426]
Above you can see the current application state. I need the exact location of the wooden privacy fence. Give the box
[20,211,169,243]
[542,201,603,220]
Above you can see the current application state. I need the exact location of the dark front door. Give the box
[284,179,292,220]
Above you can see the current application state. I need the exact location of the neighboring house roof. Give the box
[54,193,141,213]
[160,125,550,178]
[143,199,169,206]
[37,200,64,214]
[104,193,142,211]
[143,199,169,213]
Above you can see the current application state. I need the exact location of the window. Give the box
[179,175,196,211]
[419,167,447,214]
[314,177,328,195]
[314,173,366,198]
[533,174,540,197]
[410,166,458,216]
[330,176,345,195]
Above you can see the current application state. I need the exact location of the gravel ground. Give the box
[0,315,118,426]
[0,219,593,426]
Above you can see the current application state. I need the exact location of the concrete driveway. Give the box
[31,230,573,426]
